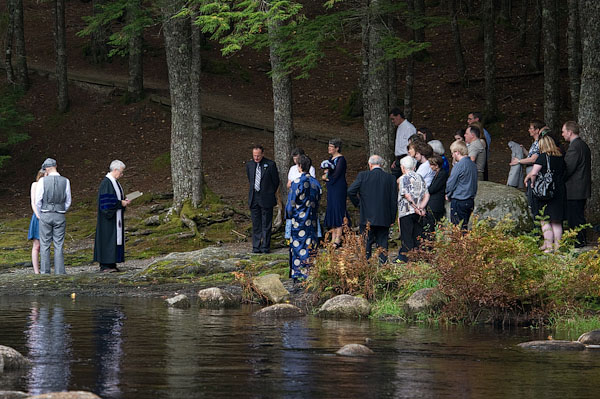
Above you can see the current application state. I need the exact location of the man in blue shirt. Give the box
[446,140,478,229]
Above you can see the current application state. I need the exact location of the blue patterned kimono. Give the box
[286,173,322,280]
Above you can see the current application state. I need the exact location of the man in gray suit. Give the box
[348,155,398,262]
[562,121,591,247]
[35,158,72,274]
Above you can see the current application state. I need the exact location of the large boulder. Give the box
[197,287,240,308]
[0,346,30,372]
[578,329,600,345]
[27,392,101,399]
[404,288,446,315]
[336,344,374,357]
[317,294,371,319]
[142,247,245,278]
[165,294,191,309]
[517,340,585,351]
[253,304,304,318]
[473,182,533,230]
[252,274,289,304]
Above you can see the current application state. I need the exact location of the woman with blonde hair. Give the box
[27,169,46,274]
[524,135,566,252]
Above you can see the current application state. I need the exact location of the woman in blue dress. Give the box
[322,138,347,247]
[286,155,322,281]
[27,169,45,274]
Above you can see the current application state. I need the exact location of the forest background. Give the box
[0,0,599,231]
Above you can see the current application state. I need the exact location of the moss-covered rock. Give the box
[447,181,533,231]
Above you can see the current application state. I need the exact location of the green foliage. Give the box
[548,309,600,340]
[408,218,600,323]
[380,36,431,61]
[193,0,303,55]
[0,86,33,167]
[78,0,154,58]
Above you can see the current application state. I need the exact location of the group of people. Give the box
[245,142,348,281]
[27,113,590,277]
[28,158,131,274]
[511,120,591,252]
[247,110,592,280]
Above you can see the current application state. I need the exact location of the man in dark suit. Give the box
[347,155,398,262]
[562,121,591,247]
[246,145,280,253]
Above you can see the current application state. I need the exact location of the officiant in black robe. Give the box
[93,160,131,272]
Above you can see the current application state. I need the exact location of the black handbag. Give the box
[532,154,555,200]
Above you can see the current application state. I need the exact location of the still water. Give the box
[1,296,599,398]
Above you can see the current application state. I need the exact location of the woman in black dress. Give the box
[524,135,566,252]
[322,138,347,247]
[426,154,449,224]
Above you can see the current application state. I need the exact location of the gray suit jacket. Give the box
[564,137,591,200]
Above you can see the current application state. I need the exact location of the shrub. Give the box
[412,218,600,323]
[308,224,383,300]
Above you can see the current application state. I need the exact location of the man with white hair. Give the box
[348,155,398,262]
[93,160,131,272]
[35,158,72,274]
[446,140,478,229]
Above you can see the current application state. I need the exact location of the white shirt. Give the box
[35,171,72,214]
[287,165,316,182]
[394,119,417,156]
[416,160,435,188]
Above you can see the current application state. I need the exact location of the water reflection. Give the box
[93,307,125,398]
[2,297,600,398]
[26,302,72,395]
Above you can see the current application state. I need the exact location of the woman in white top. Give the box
[27,169,46,274]
[287,148,316,189]
[286,148,318,241]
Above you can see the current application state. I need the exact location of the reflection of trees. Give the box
[26,303,72,395]
[93,307,125,398]
[164,307,202,399]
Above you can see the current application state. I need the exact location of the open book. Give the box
[126,191,143,201]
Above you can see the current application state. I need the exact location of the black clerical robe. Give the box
[93,177,125,264]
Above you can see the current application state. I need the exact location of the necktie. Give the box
[254,163,261,191]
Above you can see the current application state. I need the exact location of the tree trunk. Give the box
[541,0,560,134]
[483,0,497,122]
[404,56,414,122]
[90,0,110,64]
[13,0,29,90]
[54,0,69,112]
[449,0,468,87]
[162,2,204,209]
[413,0,425,43]
[361,0,390,160]
[499,0,512,24]
[4,0,15,84]
[567,0,582,120]
[518,0,529,47]
[578,0,600,223]
[530,0,542,70]
[269,20,294,201]
[126,0,144,102]
[386,13,398,156]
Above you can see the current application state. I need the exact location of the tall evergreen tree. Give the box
[541,0,559,133]
[13,0,29,90]
[54,0,69,112]
[162,1,204,210]
[567,0,582,120]
[578,0,600,222]
[483,0,497,121]
[361,0,391,160]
